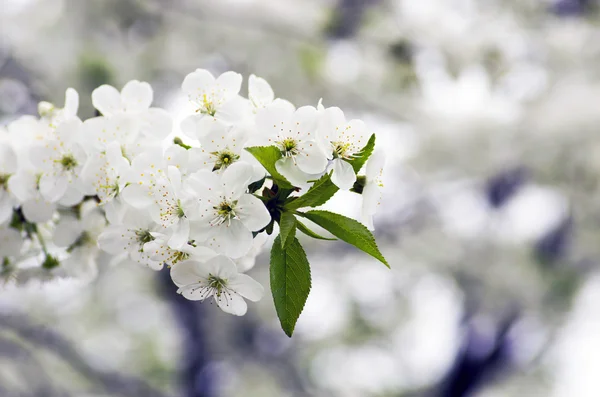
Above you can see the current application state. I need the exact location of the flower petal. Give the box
[249,74,275,107]
[168,218,190,250]
[92,84,122,116]
[228,273,264,302]
[216,291,248,316]
[295,141,328,174]
[208,220,253,259]
[121,80,153,113]
[22,198,56,223]
[39,174,69,202]
[215,71,243,102]
[171,260,207,287]
[331,158,356,190]
[182,69,215,101]
[220,161,253,199]
[236,194,271,232]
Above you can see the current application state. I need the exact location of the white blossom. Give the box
[318,107,370,190]
[170,255,264,315]
[186,161,270,258]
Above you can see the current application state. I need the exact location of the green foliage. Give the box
[279,212,297,249]
[270,236,312,337]
[245,146,294,189]
[296,220,337,241]
[248,176,267,194]
[284,172,338,210]
[298,210,389,267]
[347,133,376,173]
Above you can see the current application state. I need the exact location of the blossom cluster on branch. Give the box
[0,70,386,335]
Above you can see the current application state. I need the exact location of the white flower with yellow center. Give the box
[180,69,249,138]
[171,255,264,315]
[191,120,249,173]
[81,141,131,204]
[97,208,162,270]
[186,162,270,258]
[28,118,89,203]
[255,105,328,186]
[318,106,369,190]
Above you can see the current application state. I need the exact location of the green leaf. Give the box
[248,176,266,194]
[347,133,376,173]
[299,210,389,267]
[296,220,337,241]
[245,146,293,189]
[270,236,312,337]
[284,172,339,210]
[279,212,297,249]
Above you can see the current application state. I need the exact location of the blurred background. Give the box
[1,0,600,396]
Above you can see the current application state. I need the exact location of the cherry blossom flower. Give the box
[170,255,264,315]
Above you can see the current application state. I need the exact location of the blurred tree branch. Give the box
[0,313,173,397]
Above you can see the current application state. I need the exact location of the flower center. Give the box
[135,229,155,246]
[212,149,240,171]
[197,94,217,116]
[171,250,189,265]
[332,141,352,159]
[0,174,10,190]
[58,154,78,171]
[211,200,238,226]
[278,138,299,158]
[207,274,228,296]
[176,200,186,218]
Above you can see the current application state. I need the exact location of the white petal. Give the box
[171,260,207,287]
[121,184,153,207]
[331,158,356,190]
[216,96,252,124]
[295,142,328,174]
[275,157,310,188]
[141,108,172,139]
[63,88,79,118]
[0,196,14,224]
[22,198,55,223]
[207,255,238,279]
[179,284,213,301]
[291,106,318,139]
[7,172,36,202]
[39,174,69,202]
[209,220,253,259]
[121,80,153,113]
[53,216,83,247]
[318,106,345,142]
[362,182,381,217]
[236,194,271,232]
[366,150,386,179]
[182,69,215,100]
[249,74,275,106]
[216,291,247,316]
[228,273,264,302]
[98,226,130,254]
[0,143,17,174]
[255,105,294,141]
[215,71,243,102]
[92,85,122,116]
[168,218,190,250]
[220,161,253,199]
[180,114,204,140]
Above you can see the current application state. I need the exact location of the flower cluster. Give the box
[0,70,386,331]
